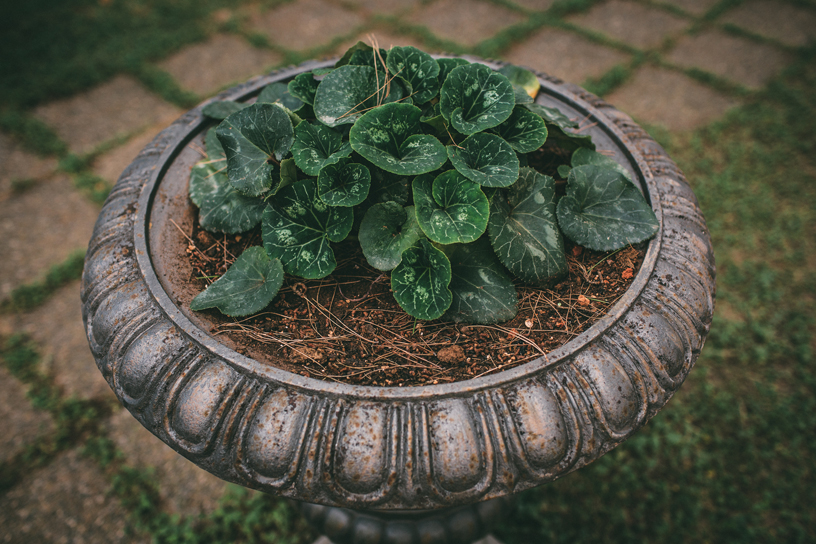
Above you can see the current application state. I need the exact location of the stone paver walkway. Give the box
[0,0,810,542]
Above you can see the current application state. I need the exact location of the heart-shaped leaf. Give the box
[499,64,540,100]
[348,47,388,70]
[557,164,658,251]
[366,164,411,206]
[278,158,299,192]
[349,102,447,175]
[495,106,548,153]
[202,100,247,120]
[391,238,452,320]
[313,65,405,127]
[570,147,633,183]
[205,127,226,161]
[488,167,567,283]
[216,103,294,197]
[190,247,284,317]
[386,46,440,104]
[288,72,320,105]
[317,159,371,207]
[258,82,304,112]
[189,162,266,233]
[524,103,594,151]
[439,63,515,135]
[437,57,469,88]
[420,102,447,132]
[413,170,489,244]
[447,132,519,188]
[291,121,352,176]
[335,41,375,68]
[262,178,353,279]
[442,237,518,324]
[512,86,533,105]
[359,202,423,270]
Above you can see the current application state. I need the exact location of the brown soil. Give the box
[185,219,646,387]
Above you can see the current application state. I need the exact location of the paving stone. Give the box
[656,0,719,16]
[511,0,556,11]
[568,0,690,49]
[0,448,148,544]
[0,367,54,465]
[605,66,738,131]
[721,0,816,48]
[407,0,526,48]
[342,0,422,16]
[0,133,57,200]
[158,34,282,97]
[667,29,790,89]
[15,282,110,401]
[250,0,365,52]
[33,76,182,155]
[106,409,229,516]
[92,124,164,185]
[503,27,629,84]
[0,175,97,300]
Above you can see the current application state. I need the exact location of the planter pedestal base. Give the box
[302,497,512,544]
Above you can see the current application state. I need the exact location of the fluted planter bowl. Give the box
[82,57,715,541]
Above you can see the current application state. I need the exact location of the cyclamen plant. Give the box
[188,42,658,325]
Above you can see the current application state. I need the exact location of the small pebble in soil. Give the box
[437,345,466,364]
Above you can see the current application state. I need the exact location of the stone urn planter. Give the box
[82,57,715,544]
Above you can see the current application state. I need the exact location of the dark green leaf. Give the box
[442,237,517,324]
[367,164,411,206]
[447,132,519,188]
[317,159,371,207]
[189,162,265,234]
[278,158,299,192]
[524,103,595,151]
[513,86,533,105]
[190,247,283,317]
[495,106,548,153]
[216,103,294,197]
[335,41,373,68]
[313,65,405,127]
[556,164,658,251]
[557,164,571,179]
[488,167,567,283]
[391,238,452,320]
[523,103,577,129]
[205,127,225,161]
[439,63,515,135]
[571,147,633,182]
[499,64,540,100]
[262,178,353,279]
[288,72,321,105]
[257,82,304,112]
[359,202,423,270]
[291,121,352,176]
[437,57,469,88]
[349,47,388,70]
[386,46,440,104]
[420,102,447,132]
[413,170,489,244]
[349,102,447,175]
[202,100,247,120]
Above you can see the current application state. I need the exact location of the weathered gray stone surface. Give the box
[106,409,229,516]
[0,449,149,544]
[503,27,629,84]
[667,29,790,89]
[16,282,111,401]
[568,0,690,49]
[408,0,525,47]
[0,175,97,299]
[339,30,427,54]
[606,66,738,131]
[511,0,556,11]
[33,76,181,155]
[722,0,816,47]
[343,0,422,16]
[0,367,54,465]
[158,34,282,96]
[250,0,364,51]
[0,133,57,200]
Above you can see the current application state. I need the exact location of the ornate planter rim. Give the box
[83,55,716,511]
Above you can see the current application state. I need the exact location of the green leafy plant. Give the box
[188,43,658,324]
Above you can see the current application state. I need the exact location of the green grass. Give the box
[2,250,87,312]
[495,45,816,544]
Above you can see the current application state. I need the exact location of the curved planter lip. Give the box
[133,56,663,400]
